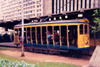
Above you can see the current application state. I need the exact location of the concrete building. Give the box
[0,0,100,22]
[0,0,44,22]
[52,0,100,14]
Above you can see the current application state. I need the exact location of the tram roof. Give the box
[15,18,89,27]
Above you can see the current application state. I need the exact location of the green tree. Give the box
[91,9,100,46]
[92,9,100,33]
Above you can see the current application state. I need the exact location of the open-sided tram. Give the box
[14,18,90,53]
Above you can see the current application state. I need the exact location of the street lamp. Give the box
[21,0,25,57]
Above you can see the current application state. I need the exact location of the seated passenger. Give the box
[54,31,59,45]
[27,36,31,43]
[48,31,52,41]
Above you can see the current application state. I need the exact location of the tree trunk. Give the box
[94,33,96,46]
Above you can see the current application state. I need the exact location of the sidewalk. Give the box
[0,50,89,66]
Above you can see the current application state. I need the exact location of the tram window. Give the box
[15,29,18,36]
[61,26,67,46]
[48,26,53,45]
[32,27,36,44]
[54,26,60,46]
[19,28,21,36]
[80,25,83,34]
[42,27,47,44]
[68,26,77,47]
[24,28,27,43]
[37,27,41,44]
[85,25,87,34]
[27,28,31,43]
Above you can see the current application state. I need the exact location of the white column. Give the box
[91,0,94,8]
[95,0,99,7]
[71,0,73,11]
[64,0,66,11]
[78,0,81,10]
[54,0,56,14]
[60,0,62,13]
[57,0,59,13]
[82,0,85,8]
[74,0,77,11]
[67,0,69,12]
[86,0,89,8]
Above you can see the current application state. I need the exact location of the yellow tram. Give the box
[14,18,90,52]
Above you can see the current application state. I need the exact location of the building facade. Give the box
[0,0,44,21]
[0,0,100,22]
[52,0,100,14]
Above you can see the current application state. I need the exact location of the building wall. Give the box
[0,0,100,22]
[52,0,100,14]
[43,0,52,16]
[0,0,44,21]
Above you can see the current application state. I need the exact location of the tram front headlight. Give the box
[85,41,88,45]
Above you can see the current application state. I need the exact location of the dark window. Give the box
[89,0,91,8]
[27,28,31,44]
[81,0,82,8]
[62,0,64,11]
[61,26,67,46]
[42,27,47,44]
[52,0,54,14]
[66,0,67,11]
[85,25,87,34]
[37,27,41,44]
[19,28,21,36]
[85,0,87,8]
[24,28,27,43]
[69,0,71,11]
[32,27,36,44]
[59,0,60,13]
[73,0,75,11]
[56,0,57,13]
[80,25,83,34]
[77,0,78,10]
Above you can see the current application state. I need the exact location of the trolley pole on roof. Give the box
[21,0,25,57]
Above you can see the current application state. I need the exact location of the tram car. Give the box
[14,18,90,53]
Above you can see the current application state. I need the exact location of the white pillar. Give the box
[67,0,70,12]
[57,0,59,13]
[82,0,85,8]
[78,0,81,10]
[60,0,62,13]
[64,0,66,11]
[71,0,73,11]
[91,0,94,8]
[74,0,77,11]
[54,0,56,14]
[86,0,89,8]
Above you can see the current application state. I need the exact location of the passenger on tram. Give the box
[27,36,31,43]
[54,31,59,45]
[48,31,52,41]
[69,30,73,45]
[61,36,67,46]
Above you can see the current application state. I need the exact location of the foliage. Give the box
[0,53,80,67]
[0,58,35,67]
[92,9,100,33]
